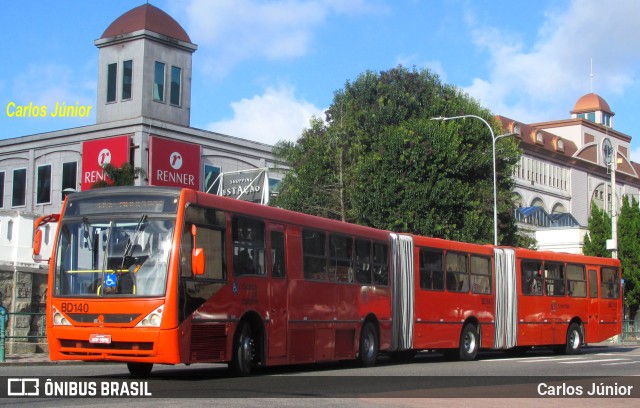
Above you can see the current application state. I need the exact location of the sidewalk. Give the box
[0,353,84,366]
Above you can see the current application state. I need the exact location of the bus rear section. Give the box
[513,248,622,354]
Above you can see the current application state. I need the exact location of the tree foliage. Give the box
[582,202,612,258]
[273,66,523,245]
[618,196,640,318]
[91,162,144,189]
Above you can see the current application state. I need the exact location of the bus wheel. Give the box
[127,362,153,378]
[459,324,479,361]
[358,321,379,367]
[230,322,256,376]
[565,323,583,355]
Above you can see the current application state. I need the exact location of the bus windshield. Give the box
[53,216,175,298]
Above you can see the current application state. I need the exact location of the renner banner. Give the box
[81,135,130,190]
[149,136,200,189]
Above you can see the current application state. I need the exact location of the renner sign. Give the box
[149,136,200,188]
[81,136,130,190]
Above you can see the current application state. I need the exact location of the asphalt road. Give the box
[2,345,639,407]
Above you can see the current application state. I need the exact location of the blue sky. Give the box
[2,0,640,160]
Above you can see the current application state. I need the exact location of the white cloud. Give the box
[13,63,94,108]
[185,0,382,77]
[207,86,325,145]
[462,0,640,122]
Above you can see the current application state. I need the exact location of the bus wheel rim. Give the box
[569,329,579,349]
[464,331,476,353]
[241,336,254,370]
[363,332,374,358]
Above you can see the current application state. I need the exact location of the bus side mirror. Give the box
[192,248,205,275]
[33,229,43,257]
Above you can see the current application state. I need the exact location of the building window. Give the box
[0,171,4,208]
[36,164,52,204]
[602,113,611,127]
[153,61,165,102]
[203,164,221,194]
[12,168,27,207]
[62,161,77,200]
[107,63,117,103]
[535,131,544,144]
[122,60,133,100]
[170,66,181,106]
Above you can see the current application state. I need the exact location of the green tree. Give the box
[91,162,144,188]
[618,196,640,319]
[273,66,523,245]
[582,202,612,258]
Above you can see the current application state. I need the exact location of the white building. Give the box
[498,92,640,253]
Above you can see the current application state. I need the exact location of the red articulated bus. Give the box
[33,187,622,377]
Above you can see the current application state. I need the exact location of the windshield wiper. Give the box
[120,214,148,269]
[82,216,95,252]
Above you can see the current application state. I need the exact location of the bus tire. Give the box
[230,322,256,376]
[127,362,153,378]
[565,323,583,355]
[358,321,379,367]
[459,324,479,361]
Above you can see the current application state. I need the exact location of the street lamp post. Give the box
[431,115,514,246]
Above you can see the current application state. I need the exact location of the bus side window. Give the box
[271,231,286,279]
[303,229,327,281]
[420,249,443,290]
[601,267,619,299]
[470,255,491,294]
[521,260,542,295]
[588,269,598,298]
[545,262,565,296]
[445,252,468,292]
[372,242,389,286]
[232,217,266,276]
[183,206,227,280]
[355,239,371,285]
[566,264,586,297]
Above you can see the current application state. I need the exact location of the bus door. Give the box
[586,268,600,342]
[267,224,288,358]
[599,266,621,340]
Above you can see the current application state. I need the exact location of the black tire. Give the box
[564,323,583,355]
[459,324,479,361]
[229,322,256,376]
[358,321,379,367]
[127,362,153,378]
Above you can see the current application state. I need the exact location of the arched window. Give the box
[552,203,566,214]
[512,193,523,208]
[531,197,545,211]
[591,184,606,210]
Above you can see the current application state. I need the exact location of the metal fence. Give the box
[621,320,640,343]
[0,309,47,362]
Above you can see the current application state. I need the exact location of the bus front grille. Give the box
[59,339,154,351]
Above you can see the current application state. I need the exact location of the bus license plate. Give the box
[89,334,112,344]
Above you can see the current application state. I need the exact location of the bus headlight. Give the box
[136,307,163,327]
[52,306,70,326]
